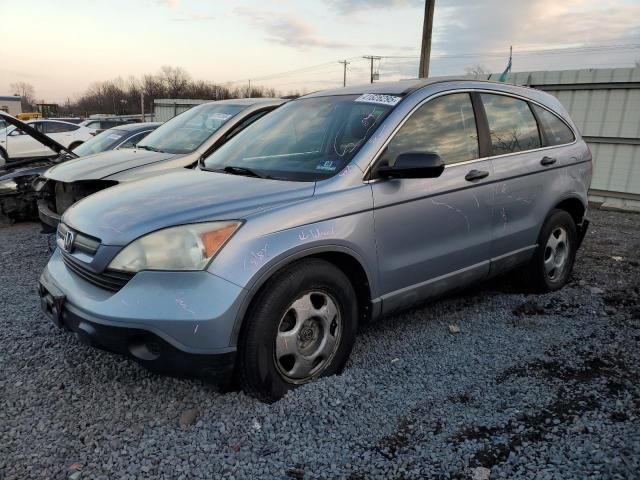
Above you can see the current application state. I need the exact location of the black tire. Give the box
[0,147,7,162]
[68,141,83,150]
[523,209,577,293]
[238,258,358,402]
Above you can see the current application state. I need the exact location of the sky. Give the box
[1,0,639,102]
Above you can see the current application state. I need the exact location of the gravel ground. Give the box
[1,209,639,480]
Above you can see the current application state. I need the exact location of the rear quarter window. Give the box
[531,105,575,146]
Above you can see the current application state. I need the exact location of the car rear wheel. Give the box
[523,209,577,292]
[237,258,357,402]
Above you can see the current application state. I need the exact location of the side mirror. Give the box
[376,152,445,179]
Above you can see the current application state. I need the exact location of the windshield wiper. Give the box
[222,165,265,178]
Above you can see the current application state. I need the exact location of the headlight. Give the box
[0,179,18,193]
[108,221,241,272]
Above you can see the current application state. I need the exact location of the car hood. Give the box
[0,164,49,182]
[63,169,316,245]
[44,149,177,182]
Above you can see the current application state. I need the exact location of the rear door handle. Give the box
[465,169,489,182]
[541,156,557,166]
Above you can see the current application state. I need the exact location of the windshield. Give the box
[138,103,246,154]
[73,129,125,156]
[202,95,395,181]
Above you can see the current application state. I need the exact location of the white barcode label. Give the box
[354,94,402,106]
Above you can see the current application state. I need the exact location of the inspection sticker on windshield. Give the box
[355,93,402,106]
[316,160,338,171]
[107,134,123,140]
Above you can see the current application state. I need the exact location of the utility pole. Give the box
[140,92,145,121]
[362,55,381,83]
[338,60,350,87]
[418,0,436,78]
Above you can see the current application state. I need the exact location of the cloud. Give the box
[328,0,422,13]
[236,8,352,49]
[171,14,216,22]
[433,0,640,54]
[156,0,180,7]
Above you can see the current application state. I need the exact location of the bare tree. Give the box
[68,66,282,116]
[159,65,191,98]
[464,64,490,79]
[10,81,36,110]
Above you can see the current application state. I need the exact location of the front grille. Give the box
[54,180,117,215]
[57,223,100,255]
[61,252,133,292]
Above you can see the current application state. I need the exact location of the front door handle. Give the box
[541,156,557,166]
[465,169,489,181]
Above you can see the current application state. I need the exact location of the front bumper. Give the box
[38,199,60,232]
[39,249,248,383]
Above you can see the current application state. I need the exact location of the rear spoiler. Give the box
[0,111,78,161]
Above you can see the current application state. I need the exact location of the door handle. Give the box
[465,169,489,181]
[541,156,557,166]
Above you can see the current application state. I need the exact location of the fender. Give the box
[228,243,378,346]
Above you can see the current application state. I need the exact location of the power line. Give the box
[381,43,640,61]
[226,57,361,85]
[222,43,639,88]
[362,55,381,83]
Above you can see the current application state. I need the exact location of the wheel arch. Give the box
[68,141,83,150]
[230,246,376,347]
[553,195,587,226]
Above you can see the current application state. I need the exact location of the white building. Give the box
[0,96,22,115]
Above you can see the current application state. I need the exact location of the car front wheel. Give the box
[237,258,358,402]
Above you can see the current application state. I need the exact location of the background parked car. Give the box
[79,117,138,133]
[0,119,94,161]
[37,98,285,231]
[0,118,159,222]
[49,117,85,125]
[72,122,161,157]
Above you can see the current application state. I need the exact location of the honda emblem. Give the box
[63,231,75,252]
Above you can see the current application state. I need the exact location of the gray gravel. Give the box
[1,209,639,479]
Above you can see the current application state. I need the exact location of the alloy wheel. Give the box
[274,291,342,384]
[544,226,569,281]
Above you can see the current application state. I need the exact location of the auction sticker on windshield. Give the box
[355,94,402,106]
[210,113,233,121]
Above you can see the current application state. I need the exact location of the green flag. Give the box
[498,46,512,82]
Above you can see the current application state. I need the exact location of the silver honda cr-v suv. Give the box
[39,79,592,402]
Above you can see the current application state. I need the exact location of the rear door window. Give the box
[531,105,575,146]
[382,92,479,166]
[44,121,78,133]
[480,94,541,155]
